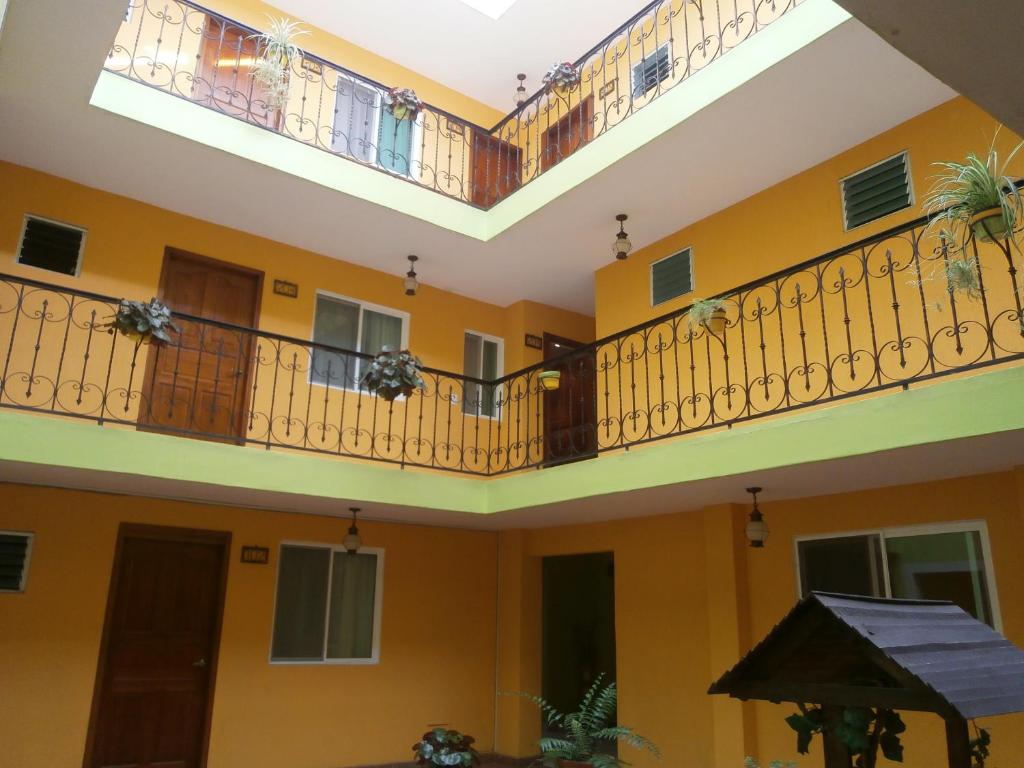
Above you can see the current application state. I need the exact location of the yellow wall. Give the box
[594,97,1021,336]
[0,484,499,768]
[495,468,1024,768]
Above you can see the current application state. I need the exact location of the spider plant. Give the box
[925,135,1024,244]
[506,674,659,767]
[248,16,308,108]
[687,298,727,334]
[945,257,982,300]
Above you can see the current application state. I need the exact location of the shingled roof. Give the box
[709,592,1024,720]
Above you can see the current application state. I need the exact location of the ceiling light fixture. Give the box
[404,255,419,296]
[514,73,528,107]
[344,507,362,554]
[613,214,632,260]
[744,487,768,548]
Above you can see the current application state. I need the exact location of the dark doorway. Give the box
[141,248,263,441]
[471,132,522,206]
[542,333,597,465]
[84,525,231,768]
[542,552,617,745]
[195,17,281,129]
[541,97,594,171]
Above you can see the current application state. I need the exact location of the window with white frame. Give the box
[271,543,384,662]
[311,293,408,390]
[332,76,419,178]
[796,522,998,627]
[463,331,502,417]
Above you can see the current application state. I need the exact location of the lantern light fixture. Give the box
[613,214,632,260]
[514,73,528,106]
[744,487,769,548]
[343,507,362,554]
[404,255,419,296]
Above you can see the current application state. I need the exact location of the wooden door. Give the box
[84,525,230,768]
[472,132,521,206]
[541,97,594,171]
[195,17,280,128]
[542,333,597,465]
[141,249,262,441]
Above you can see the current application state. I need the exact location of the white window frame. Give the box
[649,246,695,307]
[462,329,504,420]
[793,519,1002,631]
[0,530,34,593]
[16,214,86,278]
[631,42,673,99]
[309,290,410,394]
[269,541,385,665]
[839,150,914,232]
[333,76,424,180]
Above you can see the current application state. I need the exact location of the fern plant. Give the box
[506,674,659,767]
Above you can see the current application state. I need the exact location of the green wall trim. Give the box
[1,366,1022,517]
[89,0,847,241]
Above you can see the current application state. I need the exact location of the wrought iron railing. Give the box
[105,0,803,208]
[2,216,1022,474]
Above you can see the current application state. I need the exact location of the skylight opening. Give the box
[456,0,519,20]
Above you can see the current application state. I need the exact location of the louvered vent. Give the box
[0,533,32,592]
[17,216,85,276]
[842,153,912,230]
[651,248,693,306]
[632,44,672,97]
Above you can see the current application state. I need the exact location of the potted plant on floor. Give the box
[506,673,660,767]
[104,297,179,347]
[925,136,1024,244]
[413,727,480,767]
[359,345,426,401]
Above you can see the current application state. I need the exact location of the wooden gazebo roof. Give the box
[709,592,1024,720]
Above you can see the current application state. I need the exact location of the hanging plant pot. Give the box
[538,370,561,391]
[386,87,423,122]
[104,298,179,346]
[360,346,426,401]
[970,206,1012,243]
[706,307,728,335]
[542,61,581,96]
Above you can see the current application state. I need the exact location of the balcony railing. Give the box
[2,216,1021,475]
[105,0,802,208]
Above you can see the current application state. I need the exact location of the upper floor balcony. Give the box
[2,210,1022,480]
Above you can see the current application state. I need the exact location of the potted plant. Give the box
[543,61,581,94]
[538,370,561,391]
[104,297,179,347]
[925,136,1024,244]
[360,346,426,401]
[387,87,423,121]
[506,674,659,767]
[412,727,480,767]
[687,298,727,335]
[249,16,308,110]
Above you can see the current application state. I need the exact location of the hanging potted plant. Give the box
[505,674,660,767]
[386,87,423,121]
[687,298,728,335]
[360,346,426,401]
[925,136,1024,244]
[543,61,581,94]
[538,370,561,391]
[412,727,480,767]
[249,16,308,110]
[104,297,179,347]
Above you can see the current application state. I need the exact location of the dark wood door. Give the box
[541,97,594,172]
[141,249,262,441]
[543,333,597,465]
[85,526,230,768]
[195,17,280,128]
[472,132,521,206]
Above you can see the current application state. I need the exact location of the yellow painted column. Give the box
[703,503,759,767]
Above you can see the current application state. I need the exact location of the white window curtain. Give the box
[463,333,500,417]
[333,78,379,163]
[326,551,378,659]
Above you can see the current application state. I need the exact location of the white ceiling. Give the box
[266,0,653,110]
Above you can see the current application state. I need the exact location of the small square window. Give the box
[650,248,694,306]
[17,216,85,276]
[0,532,33,593]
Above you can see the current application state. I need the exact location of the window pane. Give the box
[312,296,360,388]
[885,530,993,625]
[326,551,378,659]
[333,79,378,162]
[359,309,403,383]
[379,109,413,176]
[463,333,483,415]
[798,535,884,597]
[481,339,499,418]
[271,546,330,660]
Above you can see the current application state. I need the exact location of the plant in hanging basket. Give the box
[412,727,480,767]
[387,87,423,121]
[360,346,426,401]
[543,61,581,93]
[687,298,728,334]
[538,370,561,391]
[925,134,1024,245]
[104,297,179,346]
[248,15,308,109]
